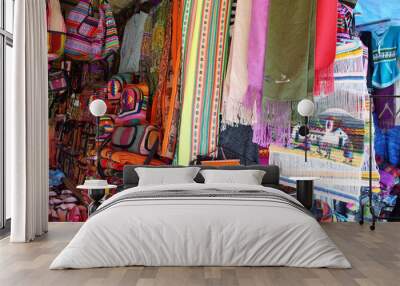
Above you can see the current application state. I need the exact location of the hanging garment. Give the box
[255,0,316,147]
[177,0,232,165]
[314,0,337,96]
[119,11,148,73]
[159,0,183,160]
[371,26,400,88]
[221,0,253,127]
[373,85,395,130]
[102,1,120,58]
[47,0,66,60]
[263,0,316,102]
[140,0,170,96]
[315,39,368,119]
[151,4,172,127]
[243,0,270,120]
[337,2,353,43]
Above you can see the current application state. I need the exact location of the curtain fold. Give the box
[9,0,48,242]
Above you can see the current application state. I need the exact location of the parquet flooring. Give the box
[0,222,399,286]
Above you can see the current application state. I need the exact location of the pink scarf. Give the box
[243,0,270,110]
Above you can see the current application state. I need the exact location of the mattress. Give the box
[50,183,351,269]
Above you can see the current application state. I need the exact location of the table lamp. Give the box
[297,99,315,162]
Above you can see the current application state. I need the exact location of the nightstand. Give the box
[77,180,117,215]
[289,177,320,210]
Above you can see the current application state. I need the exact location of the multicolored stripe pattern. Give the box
[178,0,232,165]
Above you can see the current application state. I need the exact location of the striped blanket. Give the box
[92,189,310,217]
[177,0,232,165]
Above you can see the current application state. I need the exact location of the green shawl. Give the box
[263,0,316,102]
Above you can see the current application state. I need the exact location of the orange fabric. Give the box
[159,0,183,159]
[101,147,165,166]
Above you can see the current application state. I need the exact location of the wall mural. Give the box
[47,0,400,223]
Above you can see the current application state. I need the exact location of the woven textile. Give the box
[107,73,134,100]
[315,39,368,120]
[177,0,232,165]
[337,2,353,43]
[159,0,184,159]
[140,0,170,96]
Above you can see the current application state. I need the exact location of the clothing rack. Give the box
[368,94,400,231]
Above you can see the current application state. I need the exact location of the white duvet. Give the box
[50,183,351,269]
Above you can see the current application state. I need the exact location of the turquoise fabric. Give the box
[371,26,400,88]
[355,0,400,26]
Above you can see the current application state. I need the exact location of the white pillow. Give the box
[136,167,201,186]
[200,169,266,185]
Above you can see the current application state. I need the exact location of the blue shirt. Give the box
[371,26,400,88]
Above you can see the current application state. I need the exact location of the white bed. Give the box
[50,183,351,269]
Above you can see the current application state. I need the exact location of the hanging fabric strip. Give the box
[314,0,337,96]
[253,0,316,147]
[263,0,316,102]
[221,0,253,127]
[151,2,172,127]
[159,0,183,159]
[242,0,270,114]
[177,0,232,165]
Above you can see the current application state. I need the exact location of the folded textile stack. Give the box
[49,170,88,222]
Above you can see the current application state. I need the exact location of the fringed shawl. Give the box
[314,0,337,96]
[254,0,316,147]
[242,0,270,122]
[221,0,253,127]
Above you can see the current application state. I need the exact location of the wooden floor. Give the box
[0,223,399,286]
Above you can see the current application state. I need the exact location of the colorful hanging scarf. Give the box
[221,0,253,127]
[140,0,170,96]
[314,0,337,96]
[151,4,172,127]
[242,0,270,118]
[160,0,183,159]
[177,0,232,165]
[255,0,316,147]
[102,1,120,58]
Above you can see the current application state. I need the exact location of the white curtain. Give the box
[8,0,49,242]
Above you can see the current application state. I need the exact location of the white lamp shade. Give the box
[297,99,315,117]
[89,99,107,117]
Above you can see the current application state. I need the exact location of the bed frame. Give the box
[122,165,281,189]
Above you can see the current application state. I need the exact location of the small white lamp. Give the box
[89,99,107,177]
[89,99,107,117]
[297,99,315,162]
[297,99,315,117]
